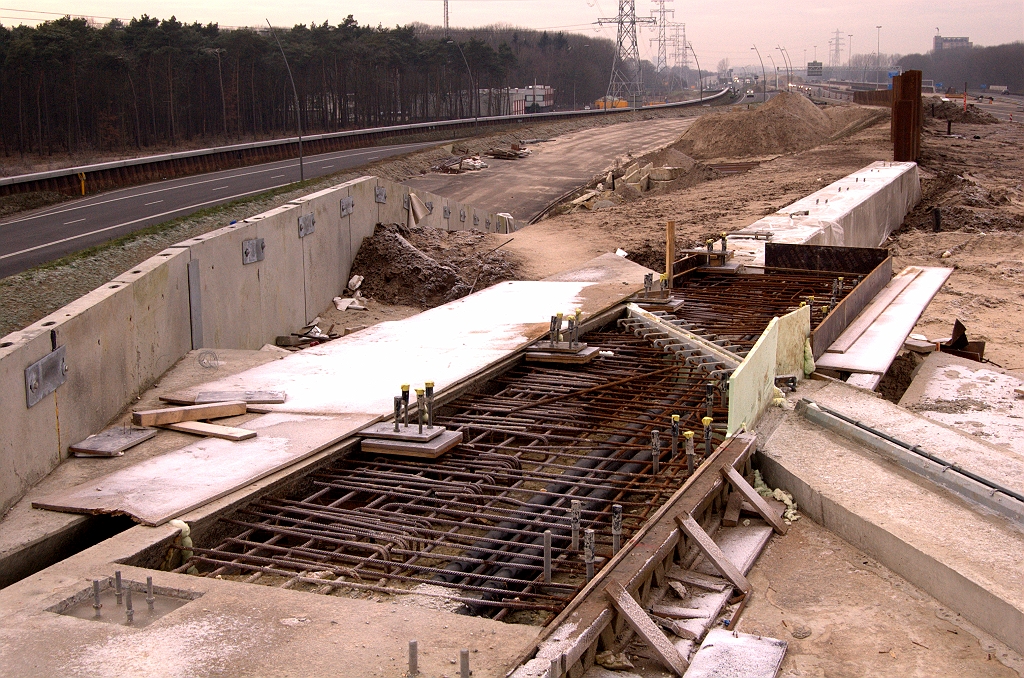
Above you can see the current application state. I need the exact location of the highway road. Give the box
[0,140,440,278]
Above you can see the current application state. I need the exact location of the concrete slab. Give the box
[0,349,286,585]
[290,184,353,325]
[729,161,920,268]
[376,177,409,227]
[176,256,651,417]
[900,351,1024,458]
[33,412,368,525]
[810,380,1024,500]
[344,176,378,260]
[757,382,1024,655]
[253,204,307,344]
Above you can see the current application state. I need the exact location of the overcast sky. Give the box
[6,0,1022,69]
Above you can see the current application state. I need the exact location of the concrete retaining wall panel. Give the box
[376,177,409,227]
[185,223,261,349]
[112,248,192,392]
[291,185,352,323]
[49,281,139,464]
[439,198,453,231]
[347,177,378,257]
[253,204,306,343]
[450,201,469,231]
[728,318,779,436]
[0,327,60,516]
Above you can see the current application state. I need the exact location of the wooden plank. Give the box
[650,614,698,640]
[604,580,689,676]
[161,421,257,441]
[720,467,788,535]
[816,267,952,374]
[69,427,157,457]
[666,569,729,592]
[827,267,921,353]
[845,372,883,390]
[722,490,743,527]
[685,629,787,678]
[132,401,247,427]
[524,346,600,364]
[195,390,286,404]
[650,604,709,620]
[674,514,750,593]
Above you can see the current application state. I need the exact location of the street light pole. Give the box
[777,46,792,88]
[688,43,703,103]
[876,25,881,87]
[266,20,304,182]
[768,54,777,91]
[751,45,766,103]
[448,39,476,122]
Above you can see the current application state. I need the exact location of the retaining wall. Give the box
[0,176,514,516]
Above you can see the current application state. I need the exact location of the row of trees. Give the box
[899,43,1024,92]
[0,16,629,158]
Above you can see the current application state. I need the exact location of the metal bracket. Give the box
[25,345,67,408]
[425,201,434,214]
[298,213,315,238]
[460,209,467,222]
[443,206,451,219]
[242,238,266,265]
[485,217,492,230]
[403,194,410,210]
[473,214,480,226]
[375,186,387,204]
[340,196,354,217]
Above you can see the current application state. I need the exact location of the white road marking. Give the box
[63,218,86,225]
[271,174,285,179]
[144,200,163,206]
[0,185,289,262]
[211,185,229,191]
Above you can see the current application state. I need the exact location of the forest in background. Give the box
[898,42,1024,93]
[0,15,695,160]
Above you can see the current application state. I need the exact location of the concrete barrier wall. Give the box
[0,174,510,514]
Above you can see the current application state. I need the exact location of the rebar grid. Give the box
[661,270,863,349]
[175,329,723,621]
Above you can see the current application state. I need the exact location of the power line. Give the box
[648,0,673,72]
[598,0,656,107]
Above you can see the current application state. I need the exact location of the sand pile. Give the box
[350,224,520,308]
[925,97,1000,124]
[672,92,881,159]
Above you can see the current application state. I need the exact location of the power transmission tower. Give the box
[666,23,688,90]
[599,1,656,108]
[444,0,449,35]
[648,0,674,72]
[828,29,844,75]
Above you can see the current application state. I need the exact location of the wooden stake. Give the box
[665,221,676,288]
[132,401,247,427]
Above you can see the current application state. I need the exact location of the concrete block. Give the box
[48,280,139,466]
[113,247,192,392]
[650,166,688,181]
[615,182,642,201]
[291,184,353,323]
[253,204,306,343]
[185,222,262,349]
[0,326,59,516]
[376,177,409,227]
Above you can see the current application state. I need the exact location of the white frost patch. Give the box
[60,615,259,678]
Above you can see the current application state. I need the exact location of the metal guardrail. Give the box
[0,89,732,196]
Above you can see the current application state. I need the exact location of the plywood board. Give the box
[727,318,778,436]
[132,401,246,427]
[720,467,788,535]
[816,267,951,374]
[524,346,600,364]
[33,413,370,525]
[69,427,157,457]
[161,421,257,441]
[605,581,689,676]
[826,267,922,353]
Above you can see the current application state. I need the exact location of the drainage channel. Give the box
[170,326,728,624]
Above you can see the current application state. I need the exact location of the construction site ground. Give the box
[3,95,1024,677]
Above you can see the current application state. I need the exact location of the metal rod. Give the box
[92,579,101,617]
[114,570,123,606]
[125,586,134,624]
[651,430,661,475]
[146,576,155,610]
[425,381,435,429]
[584,529,595,581]
[670,415,679,460]
[543,530,552,583]
[416,388,425,435]
[612,504,622,554]
[570,500,581,551]
[394,396,402,432]
[685,431,695,474]
[402,385,410,427]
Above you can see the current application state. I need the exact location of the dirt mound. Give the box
[925,97,999,124]
[672,93,882,160]
[350,224,520,308]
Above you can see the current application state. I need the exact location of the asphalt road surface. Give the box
[405,115,703,222]
[0,140,440,278]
